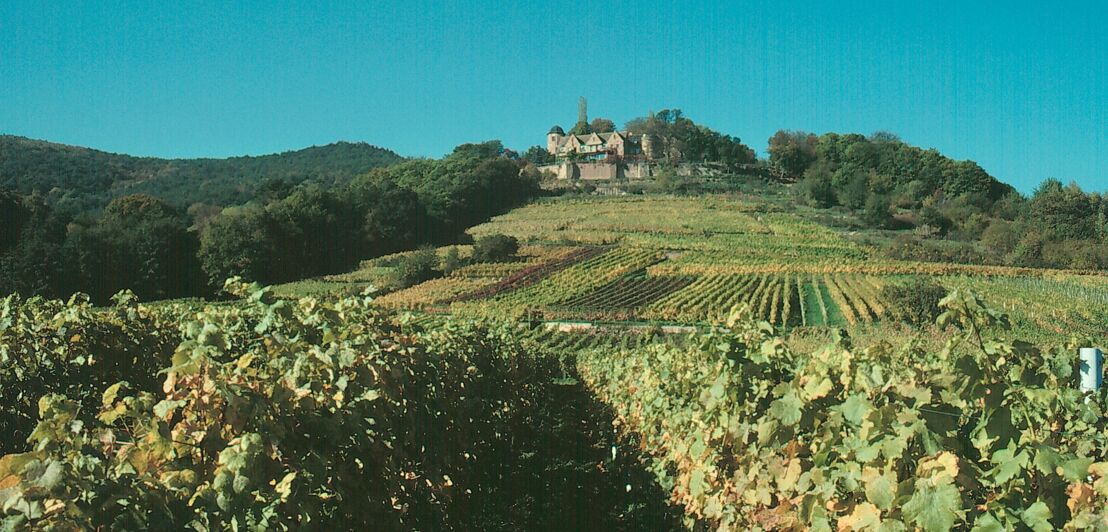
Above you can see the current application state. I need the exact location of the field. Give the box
[353,195,1108,340]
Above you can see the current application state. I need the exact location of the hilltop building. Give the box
[540,98,659,180]
[546,127,655,161]
[544,97,658,162]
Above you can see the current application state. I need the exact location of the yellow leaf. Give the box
[275,471,297,502]
[236,353,254,370]
[0,474,20,490]
[778,458,802,493]
[918,451,959,484]
[838,502,882,531]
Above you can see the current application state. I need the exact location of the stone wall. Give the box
[624,163,651,179]
[538,161,653,181]
[577,162,619,180]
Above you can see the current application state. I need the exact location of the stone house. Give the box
[546,127,658,161]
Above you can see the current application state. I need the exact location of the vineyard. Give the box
[0,284,688,530]
[357,196,1108,339]
[1,283,1105,530]
[579,291,1108,530]
[4,194,1106,529]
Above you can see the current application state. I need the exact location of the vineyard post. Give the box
[1079,347,1103,400]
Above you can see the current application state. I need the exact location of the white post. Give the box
[1079,347,1103,396]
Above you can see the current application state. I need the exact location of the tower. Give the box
[547,125,565,155]
[642,133,655,160]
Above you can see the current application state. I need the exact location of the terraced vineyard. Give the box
[312,194,1108,338]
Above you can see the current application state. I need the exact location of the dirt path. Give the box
[467,371,685,531]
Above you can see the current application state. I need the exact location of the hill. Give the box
[296,193,1108,342]
[0,135,404,213]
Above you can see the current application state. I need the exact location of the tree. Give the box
[622,111,755,166]
[521,146,554,166]
[767,130,818,177]
[351,177,426,257]
[0,189,29,252]
[590,118,616,133]
[451,140,504,159]
[980,219,1022,257]
[69,194,204,302]
[869,130,901,142]
[861,195,893,228]
[917,206,952,236]
[472,234,519,263]
[1030,179,1095,240]
[266,187,357,282]
[393,247,440,287]
[797,162,836,207]
[198,206,278,287]
[441,246,462,274]
[881,278,947,325]
[256,178,296,203]
[838,172,871,211]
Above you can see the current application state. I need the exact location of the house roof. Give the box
[554,131,639,149]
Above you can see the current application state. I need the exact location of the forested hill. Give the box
[0,135,404,213]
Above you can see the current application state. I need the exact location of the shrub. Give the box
[881,277,948,325]
[917,206,952,236]
[796,171,835,208]
[440,246,462,274]
[393,247,440,287]
[861,194,892,228]
[472,234,519,263]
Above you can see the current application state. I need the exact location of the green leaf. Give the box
[153,399,185,421]
[840,393,873,426]
[1058,457,1094,482]
[862,467,897,510]
[1031,445,1062,476]
[1019,501,1052,532]
[709,381,726,400]
[989,443,1029,485]
[689,467,707,499]
[902,480,961,532]
[969,513,1004,532]
[769,391,804,426]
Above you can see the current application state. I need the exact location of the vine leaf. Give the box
[902,479,961,532]
[1019,501,1052,532]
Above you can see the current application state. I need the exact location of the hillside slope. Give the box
[0,135,403,212]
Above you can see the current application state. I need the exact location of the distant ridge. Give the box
[0,135,404,212]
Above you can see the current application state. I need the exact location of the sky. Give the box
[2,0,1105,194]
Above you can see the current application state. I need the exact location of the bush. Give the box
[861,194,893,228]
[917,206,952,236]
[441,246,462,274]
[393,247,440,287]
[796,170,835,208]
[881,277,948,325]
[472,234,519,263]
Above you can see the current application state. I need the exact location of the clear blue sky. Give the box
[2,1,1105,193]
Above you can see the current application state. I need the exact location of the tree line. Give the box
[0,136,403,216]
[0,141,540,303]
[771,130,1108,270]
